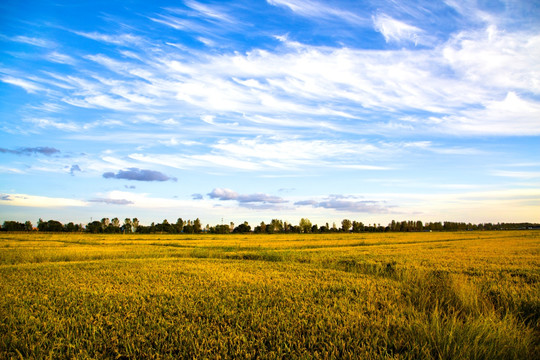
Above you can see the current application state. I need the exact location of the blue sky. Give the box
[1,0,539,227]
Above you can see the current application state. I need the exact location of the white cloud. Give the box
[267,0,368,25]
[127,137,437,172]
[28,118,80,132]
[373,14,424,45]
[46,52,76,65]
[184,1,235,23]
[438,92,540,135]
[0,166,26,174]
[74,32,145,46]
[491,170,540,179]
[12,36,54,47]
[1,76,44,93]
[0,193,87,207]
[18,21,534,137]
[443,26,540,93]
[99,191,215,210]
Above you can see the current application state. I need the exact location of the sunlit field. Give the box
[1,231,538,359]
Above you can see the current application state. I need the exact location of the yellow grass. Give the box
[1,231,539,359]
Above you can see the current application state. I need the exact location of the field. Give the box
[0,231,539,359]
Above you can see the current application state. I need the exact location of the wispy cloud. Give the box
[89,198,134,205]
[373,14,424,45]
[1,76,44,93]
[45,51,76,65]
[10,19,535,137]
[74,31,145,46]
[183,1,236,23]
[0,193,87,207]
[103,168,177,182]
[267,0,368,25]
[491,170,540,179]
[12,36,55,47]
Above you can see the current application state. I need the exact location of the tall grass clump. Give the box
[397,269,538,359]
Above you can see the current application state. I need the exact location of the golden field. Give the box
[0,231,538,359]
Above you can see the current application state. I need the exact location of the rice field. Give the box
[0,231,538,359]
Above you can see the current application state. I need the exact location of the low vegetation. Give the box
[1,231,538,359]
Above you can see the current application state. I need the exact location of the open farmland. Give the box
[1,231,539,359]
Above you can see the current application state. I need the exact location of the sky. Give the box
[1,0,539,227]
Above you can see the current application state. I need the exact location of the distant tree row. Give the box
[1,218,539,233]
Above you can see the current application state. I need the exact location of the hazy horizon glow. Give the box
[1,0,539,226]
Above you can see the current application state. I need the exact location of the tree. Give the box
[132,218,139,232]
[24,221,33,231]
[352,221,364,233]
[175,218,184,233]
[2,221,25,231]
[101,218,110,231]
[212,224,230,234]
[37,218,45,232]
[299,218,312,233]
[341,219,352,233]
[183,220,194,234]
[112,217,120,228]
[86,221,102,233]
[233,222,251,233]
[64,222,77,232]
[123,218,132,233]
[271,219,283,233]
[44,220,63,232]
[194,218,202,233]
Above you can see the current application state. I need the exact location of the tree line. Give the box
[1,217,539,233]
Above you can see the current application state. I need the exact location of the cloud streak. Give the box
[103,168,177,182]
[208,188,287,209]
[295,195,391,214]
[89,198,134,205]
[0,147,60,156]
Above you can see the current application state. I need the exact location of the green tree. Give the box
[132,218,139,232]
[123,218,132,233]
[86,221,102,233]
[194,218,202,233]
[341,219,352,232]
[271,219,283,233]
[299,218,312,233]
[233,222,251,233]
[37,218,45,231]
[352,221,364,233]
[175,218,184,233]
[101,218,110,231]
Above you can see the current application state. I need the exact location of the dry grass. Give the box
[0,231,538,359]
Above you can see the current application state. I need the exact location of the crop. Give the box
[0,231,538,359]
